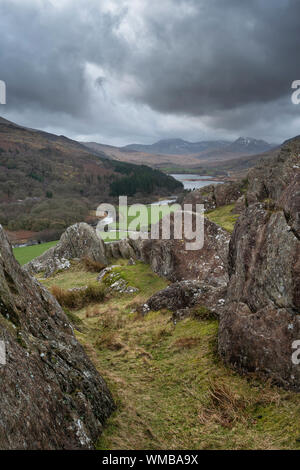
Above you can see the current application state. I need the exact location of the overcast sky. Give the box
[0,0,299,146]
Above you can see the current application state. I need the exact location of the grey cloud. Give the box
[0,0,299,144]
[0,0,126,114]
[127,0,300,114]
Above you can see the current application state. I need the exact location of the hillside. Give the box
[82,137,277,176]
[122,137,273,156]
[203,147,281,177]
[122,138,230,155]
[0,117,183,241]
[82,141,208,169]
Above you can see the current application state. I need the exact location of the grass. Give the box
[100,204,179,242]
[205,204,240,233]
[13,240,58,265]
[38,262,98,289]
[51,283,106,309]
[40,261,300,450]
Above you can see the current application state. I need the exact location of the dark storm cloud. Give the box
[0,0,299,144]
[128,0,300,115]
[0,0,126,114]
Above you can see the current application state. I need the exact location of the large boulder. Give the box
[246,136,300,206]
[0,226,114,449]
[25,223,107,277]
[106,216,230,285]
[144,280,226,319]
[219,138,300,389]
[183,181,244,212]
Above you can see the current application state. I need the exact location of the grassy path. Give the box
[39,261,300,450]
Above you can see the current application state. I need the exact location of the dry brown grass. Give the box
[96,331,125,351]
[97,306,127,330]
[198,378,282,429]
[51,283,106,309]
[81,256,106,273]
[171,336,200,350]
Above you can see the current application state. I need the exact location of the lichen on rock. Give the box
[219,138,300,389]
[0,225,114,449]
[24,222,107,277]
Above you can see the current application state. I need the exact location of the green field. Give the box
[100,203,179,242]
[13,240,58,265]
[12,205,177,264]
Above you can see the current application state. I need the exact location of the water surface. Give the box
[170,174,223,190]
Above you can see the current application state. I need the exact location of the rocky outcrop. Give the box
[0,226,114,449]
[144,280,226,319]
[219,138,300,389]
[145,281,203,312]
[25,223,107,277]
[98,267,139,294]
[106,216,230,285]
[246,136,300,207]
[183,181,244,211]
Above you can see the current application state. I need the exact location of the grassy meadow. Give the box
[99,203,180,242]
[13,240,58,265]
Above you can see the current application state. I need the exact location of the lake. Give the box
[170,174,224,190]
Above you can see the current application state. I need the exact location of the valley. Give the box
[81,137,277,178]
[1,133,299,450]
[0,117,183,246]
[1,0,299,455]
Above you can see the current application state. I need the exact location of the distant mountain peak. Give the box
[235,136,269,144]
[226,137,273,154]
[120,136,274,156]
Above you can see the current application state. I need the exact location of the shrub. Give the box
[51,283,106,309]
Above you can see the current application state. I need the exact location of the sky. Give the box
[0,0,300,146]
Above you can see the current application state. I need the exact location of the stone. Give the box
[97,265,121,282]
[107,216,230,285]
[145,280,227,319]
[219,149,300,389]
[0,225,114,449]
[183,181,244,212]
[25,223,107,277]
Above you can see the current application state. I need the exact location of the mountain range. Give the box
[82,136,277,173]
[121,137,275,156]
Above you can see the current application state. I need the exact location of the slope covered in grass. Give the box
[13,240,58,265]
[205,204,240,233]
[40,261,300,450]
